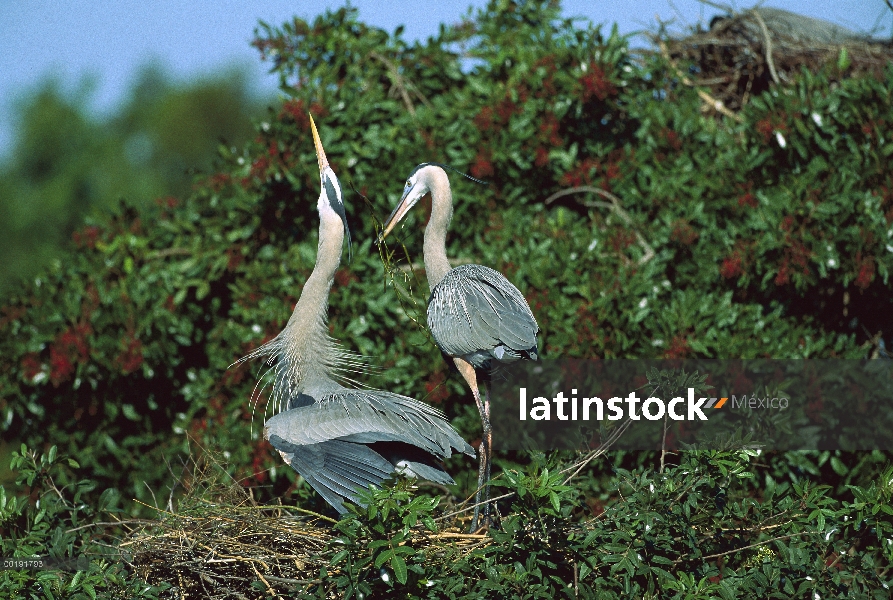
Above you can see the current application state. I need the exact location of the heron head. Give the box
[309,114,352,260]
[378,163,436,242]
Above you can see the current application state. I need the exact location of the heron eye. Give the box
[405,180,411,187]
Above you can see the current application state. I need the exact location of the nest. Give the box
[115,454,490,600]
[122,503,332,598]
[652,5,893,116]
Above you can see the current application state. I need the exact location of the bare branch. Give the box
[748,9,781,85]
[561,417,634,484]
[676,531,817,564]
[657,40,744,121]
[544,186,655,265]
[369,51,434,117]
[370,51,417,116]
[696,0,734,14]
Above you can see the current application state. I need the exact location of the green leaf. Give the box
[391,555,408,585]
[374,550,394,569]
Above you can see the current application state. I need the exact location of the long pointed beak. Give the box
[378,187,417,243]
[309,114,352,262]
[309,114,328,175]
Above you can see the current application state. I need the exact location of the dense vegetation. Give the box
[0,65,265,296]
[1,0,891,597]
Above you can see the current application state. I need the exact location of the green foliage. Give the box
[0,65,267,295]
[0,0,891,596]
[0,0,889,514]
[0,445,164,598]
[307,451,892,598]
[323,481,440,596]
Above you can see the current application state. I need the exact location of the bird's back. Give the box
[427,264,538,369]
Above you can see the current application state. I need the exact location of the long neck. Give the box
[299,212,344,315]
[423,168,454,291]
[280,210,344,386]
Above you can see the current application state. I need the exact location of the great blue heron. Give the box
[239,122,474,514]
[379,163,539,530]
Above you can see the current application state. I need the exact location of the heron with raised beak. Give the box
[240,124,474,514]
[379,163,539,530]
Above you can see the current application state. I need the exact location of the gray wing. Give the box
[277,440,394,513]
[266,389,474,456]
[428,264,539,368]
[265,389,474,513]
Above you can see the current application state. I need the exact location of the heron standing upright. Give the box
[239,123,474,514]
[379,163,539,530]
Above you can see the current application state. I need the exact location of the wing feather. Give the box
[265,388,475,513]
[428,264,539,362]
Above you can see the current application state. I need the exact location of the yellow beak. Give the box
[309,114,328,174]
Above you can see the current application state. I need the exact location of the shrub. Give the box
[0,445,165,598]
[0,1,891,596]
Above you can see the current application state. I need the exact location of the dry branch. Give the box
[544,186,655,265]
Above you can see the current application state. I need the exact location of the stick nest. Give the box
[116,456,488,599]
[653,7,893,114]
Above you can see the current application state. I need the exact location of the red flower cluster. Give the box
[534,146,550,167]
[48,346,74,386]
[279,100,328,130]
[561,150,624,191]
[250,441,273,484]
[473,88,525,134]
[755,119,773,144]
[608,229,637,254]
[560,157,600,187]
[0,305,26,330]
[774,216,813,286]
[471,147,494,179]
[334,270,358,286]
[533,55,558,99]
[736,180,757,208]
[659,128,682,152]
[156,196,179,209]
[226,245,245,272]
[249,155,271,180]
[49,323,92,386]
[115,336,144,375]
[280,99,308,128]
[496,96,520,122]
[21,353,42,381]
[861,118,886,139]
[854,253,875,290]
[774,259,791,286]
[473,106,494,132]
[664,335,690,359]
[730,368,753,396]
[570,304,601,354]
[207,173,231,192]
[737,192,757,208]
[754,117,788,145]
[671,220,699,246]
[580,63,616,102]
[720,252,743,279]
[72,225,101,249]
[538,113,562,148]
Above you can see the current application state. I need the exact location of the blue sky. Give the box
[0,1,889,155]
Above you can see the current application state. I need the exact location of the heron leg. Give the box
[454,358,491,532]
[480,382,492,525]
